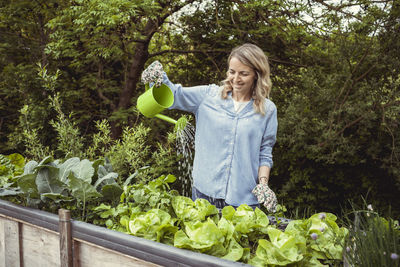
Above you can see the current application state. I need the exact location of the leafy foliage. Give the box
[105,124,151,181]
[0,153,25,196]
[92,174,179,234]
[4,156,122,220]
[14,104,54,160]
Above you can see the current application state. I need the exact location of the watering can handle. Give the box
[145,84,150,91]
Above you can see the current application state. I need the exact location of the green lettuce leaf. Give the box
[307,213,349,260]
[250,227,305,266]
[222,205,269,234]
[148,174,176,191]
[172,196,218,222]
[285,213,348,261]
[221,238,244,262]
[174,218,226,256]
[220,205,270,249]
[128,209,177,244]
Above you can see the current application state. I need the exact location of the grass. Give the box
[341,203,399,267]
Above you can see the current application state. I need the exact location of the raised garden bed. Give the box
[0,199,249,267]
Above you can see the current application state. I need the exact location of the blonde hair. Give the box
[221,43,272,115]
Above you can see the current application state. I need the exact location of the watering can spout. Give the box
[137,83,176,125]
[154,114,177,124]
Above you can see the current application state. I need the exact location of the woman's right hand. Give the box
[141,60,164,87]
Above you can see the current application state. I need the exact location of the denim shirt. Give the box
[164,74,278,206]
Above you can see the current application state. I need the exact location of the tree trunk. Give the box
[120,42,150,110]
[110,41,150,138]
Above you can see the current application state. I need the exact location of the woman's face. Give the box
[228,57,256,97]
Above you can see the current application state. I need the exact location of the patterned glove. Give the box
[252,183,278,213]
[141,60,164,87]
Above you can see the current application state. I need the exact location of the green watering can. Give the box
[137,83,178,124]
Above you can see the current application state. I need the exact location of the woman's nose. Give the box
[233,73,240,82]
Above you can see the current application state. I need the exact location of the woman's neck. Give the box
[232,90,251,102]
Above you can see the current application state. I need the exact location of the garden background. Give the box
[0,0,399,218]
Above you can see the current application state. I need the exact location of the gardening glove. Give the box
[141,60,164,87]
[252,183,278,213]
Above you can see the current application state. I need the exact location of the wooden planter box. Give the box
[0,200,250,267]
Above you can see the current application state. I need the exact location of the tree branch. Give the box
[319,114,366,147]
[132,38,148,43]
[202,50,223,76]
[354,64,376,83]
[312,0,363,21]
[381,104,399,164]
[96,62,116,111]
[149,49,226,57]
[97,90,116,111]
[268,57,308,68]
[336,115,365,137]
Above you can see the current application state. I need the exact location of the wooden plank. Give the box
[0,217,5,267]
[73,239,80,267]
[20,223,60,267]
[73,239,160,267]
[2,218,21,267]
[0,216,6,267]
[59,209,73,267]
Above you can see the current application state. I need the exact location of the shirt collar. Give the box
[225,91,255,116]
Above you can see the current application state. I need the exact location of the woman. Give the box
[163,43,277,209]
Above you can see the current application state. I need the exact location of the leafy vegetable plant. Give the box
[0,153,25,196]
[3,155,122,220]
[92,175,349,266]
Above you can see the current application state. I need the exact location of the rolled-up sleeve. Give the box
[259,103,278,168]
[163,73,210,114]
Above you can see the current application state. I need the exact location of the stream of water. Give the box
[175,122,195,197]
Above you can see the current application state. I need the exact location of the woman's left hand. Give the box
[252,183,277,213]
